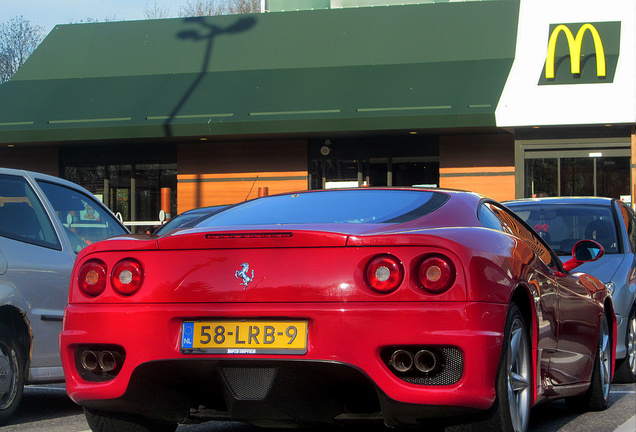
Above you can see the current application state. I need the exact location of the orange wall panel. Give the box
[439,134,515,201]
[177,140,309,213]
[440,173,515,202]
[177,172,308,212]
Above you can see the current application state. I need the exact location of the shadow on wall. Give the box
[164,15,257,137]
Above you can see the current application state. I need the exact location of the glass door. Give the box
[524,149,630,199]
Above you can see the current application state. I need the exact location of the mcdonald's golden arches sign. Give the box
[539,22,621,85]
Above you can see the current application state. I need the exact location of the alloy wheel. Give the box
[626,314,636,377]
[598,316,611,401]
[0,344,18,410]
[506,317,531,432]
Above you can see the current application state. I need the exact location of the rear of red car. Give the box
[60,190,512,427]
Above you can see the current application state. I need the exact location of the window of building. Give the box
[309,136,439,190]
[60,144,177,232]
[517,138,631,200]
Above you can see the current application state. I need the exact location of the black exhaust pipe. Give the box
[414,349,438,373]
[98,351,119,373]
[80,350,99,372]
[390,350,414,372]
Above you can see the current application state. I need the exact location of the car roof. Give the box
[504,197,614,206]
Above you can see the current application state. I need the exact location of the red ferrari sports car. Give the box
[60,189,616,432]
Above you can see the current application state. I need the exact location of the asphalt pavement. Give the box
[3,383,634,432]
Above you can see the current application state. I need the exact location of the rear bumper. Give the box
[61,301,508,425]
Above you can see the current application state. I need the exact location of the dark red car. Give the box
[60,189,616,432]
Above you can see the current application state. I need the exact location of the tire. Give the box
[566,312,612,411]
[613,307,636,383]
[448,303,532,432]
[85,408,178,432]
[0,323,25,424]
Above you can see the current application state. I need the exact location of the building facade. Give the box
[0,0,634,226]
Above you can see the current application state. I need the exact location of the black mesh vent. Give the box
[221,367,277,400]
[401,347,463,386]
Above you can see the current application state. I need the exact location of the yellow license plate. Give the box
[181,320,308,354]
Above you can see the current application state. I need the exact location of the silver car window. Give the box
[37,180,127,253]
[510,204,618,255]
[618,202,636,253]
[0,174,61,250]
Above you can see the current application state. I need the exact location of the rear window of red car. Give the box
[196,190,449,226]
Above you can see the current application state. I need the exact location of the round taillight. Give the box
[418,255,455,294]
[78,260,107,297]
[111,259,144,296]
[365,255,404,293]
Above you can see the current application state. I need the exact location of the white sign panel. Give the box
[496,0,636,127]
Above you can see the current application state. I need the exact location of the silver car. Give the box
[0,168,127,421]
[505,197,636,383]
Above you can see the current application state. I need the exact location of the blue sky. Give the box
[0,0,177,35]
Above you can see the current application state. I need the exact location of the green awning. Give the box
[0,1,519,144]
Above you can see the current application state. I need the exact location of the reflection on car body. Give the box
[61,189,615,432]
[506,197,636,384]
[0,168,128,422]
